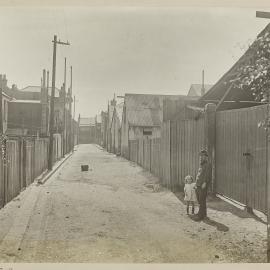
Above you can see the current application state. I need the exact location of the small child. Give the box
[184,175,196,215]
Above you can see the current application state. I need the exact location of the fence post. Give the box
[267,132,270,262]
[204,103,216,195]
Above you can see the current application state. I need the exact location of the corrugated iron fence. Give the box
[127,104,268,214]
[0,134,64,209]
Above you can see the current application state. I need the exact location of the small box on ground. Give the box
[81,165,89,171]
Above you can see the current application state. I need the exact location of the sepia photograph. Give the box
[0,0,270,267]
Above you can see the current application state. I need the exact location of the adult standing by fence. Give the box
[194,149,212,221]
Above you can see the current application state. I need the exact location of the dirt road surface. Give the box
[0,144,266,263]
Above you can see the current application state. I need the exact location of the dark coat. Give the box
[195,160,212,187]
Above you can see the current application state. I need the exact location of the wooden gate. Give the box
[216,105,267,213]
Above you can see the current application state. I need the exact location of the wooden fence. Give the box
[129,138,162,179]
[0,134,65,209]
[216,105,267,214]
[170,117,206,190]
[126,103,268,214]
[160,121,171,187]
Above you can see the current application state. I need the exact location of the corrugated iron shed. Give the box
[125,93,193,127]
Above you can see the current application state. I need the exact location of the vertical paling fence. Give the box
[129,140,138,163]
[138,138,144,166]
[160,121,171,188]
[143,138,151,171]
[34,138,49,178]
[150,138,161,178]
[216,105,267,214]
[0,139,4,208]
[53,133,63,164]
[170,117,206,190]
[6,139,21,204]
[0,135,65,209]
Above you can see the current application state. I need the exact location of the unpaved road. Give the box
[0,144,266,263]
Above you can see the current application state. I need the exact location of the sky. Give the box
[0,3,270,118]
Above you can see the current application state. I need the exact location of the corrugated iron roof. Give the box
[188,84,213,96]
[125,93,186,127]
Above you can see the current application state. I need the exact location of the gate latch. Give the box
[243,152,251,156]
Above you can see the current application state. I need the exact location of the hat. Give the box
[199,149,208,156]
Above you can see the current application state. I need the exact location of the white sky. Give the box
[0,4,270,118]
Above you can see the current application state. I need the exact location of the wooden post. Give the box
[46,70,49,135]
[63,58,67,156]
[267,103,270,262]
[41,69,47,135]
[48,35,57,170]
[0,75,3,134]
[204,103,217,194]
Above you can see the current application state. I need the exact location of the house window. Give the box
[143,129,152,136]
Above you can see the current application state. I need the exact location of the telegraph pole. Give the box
[0,76,3,134]
[48,35,70,170]
[256,10,270,263]
[63,57,67,157]
[69,66,73,151]
[73,95,76,150]
[46,70,49,135]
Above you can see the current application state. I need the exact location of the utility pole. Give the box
[69,66,73,151]
[48,35,70,170]
[78,113,80,144]
[73,95,76,149]
[0,75,3,134]
[63,57,67,157]
[256,10,270,263]
[46,70,50,135]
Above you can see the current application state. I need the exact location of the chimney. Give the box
[110,99,116,106]
[201,70,205,96]
[110,93,117,106]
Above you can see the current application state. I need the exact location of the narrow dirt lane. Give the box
[0,144,266,262]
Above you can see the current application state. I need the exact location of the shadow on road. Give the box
[202,217,229,232]
[173,189,266,225]
[188,215,229,232]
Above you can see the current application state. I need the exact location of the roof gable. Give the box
[188,84,213,96]
[20,86,61,97]
[124,93,192,127]
[199,23,270,108]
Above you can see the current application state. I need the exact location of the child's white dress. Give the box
[184,183,197,202]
